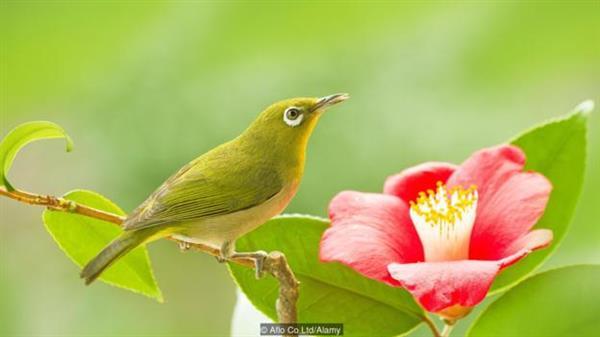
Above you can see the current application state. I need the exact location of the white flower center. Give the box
[409,182,478,262]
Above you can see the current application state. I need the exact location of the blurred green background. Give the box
[1,1,598,336]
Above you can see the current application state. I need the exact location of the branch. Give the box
[0,186,300,335]
[0,188,125,224]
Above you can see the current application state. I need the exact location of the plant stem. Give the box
[422,313,442,337]
[441,323,454,337]
[0,186,300,335]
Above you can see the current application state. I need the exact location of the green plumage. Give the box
[124,142,284,230]
[80,229,150,285]
[81,94,348,284]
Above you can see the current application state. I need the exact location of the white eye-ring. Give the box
[283,107,304,127]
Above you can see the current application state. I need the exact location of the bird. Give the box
[80,93,349,284]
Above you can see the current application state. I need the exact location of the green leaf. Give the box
[228,215,424,337]
[490,101,591,293]
[0,121,74,190]
[469,265,600,337]
[42,189,163,302]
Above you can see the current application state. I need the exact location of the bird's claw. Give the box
[252,250,268,279]
[178,241,191,252]
[228,250,268,279]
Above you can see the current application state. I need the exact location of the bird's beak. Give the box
[312,93,350,112]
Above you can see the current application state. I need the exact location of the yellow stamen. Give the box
[409,181,479,261]
[410,182,477,228]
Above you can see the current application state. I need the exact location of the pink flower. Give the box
[319,145,552,320]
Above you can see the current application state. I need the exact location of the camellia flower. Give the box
[319,145,552,320]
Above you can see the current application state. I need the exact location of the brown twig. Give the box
[0,188,126,224]
[0,186,300,334]
[265,251,300,325]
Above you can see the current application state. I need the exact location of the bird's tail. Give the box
[80,229,153,285]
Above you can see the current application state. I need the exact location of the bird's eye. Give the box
[283,107,304,127]
[286,108,300,120]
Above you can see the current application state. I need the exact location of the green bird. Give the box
[81,93,349,284]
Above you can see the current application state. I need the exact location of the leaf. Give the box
[228,215,424,337]
[489,101,591,293]
[0,121,73,190]
[468,265,600,337]
[43,189,163,302]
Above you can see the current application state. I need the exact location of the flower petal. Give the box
[387,260,501,312]
[387,231,552,313]
[447,145,526,198]
[446,145,552,260]
[502,229,553,268]
[469,172,552,260]
[384,162,457,203]
[320,191,423,285]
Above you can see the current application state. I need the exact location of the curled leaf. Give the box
[0,121,73,190]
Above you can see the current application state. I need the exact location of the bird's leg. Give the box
[217,241,267,279]
[230,250,268,279]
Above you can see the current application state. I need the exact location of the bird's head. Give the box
[243,94,349,154]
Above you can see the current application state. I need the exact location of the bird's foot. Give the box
[216,241,232,263]
[178,241,191,252]
[231,250,269,279]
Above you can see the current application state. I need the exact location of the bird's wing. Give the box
[123,153,283,230]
